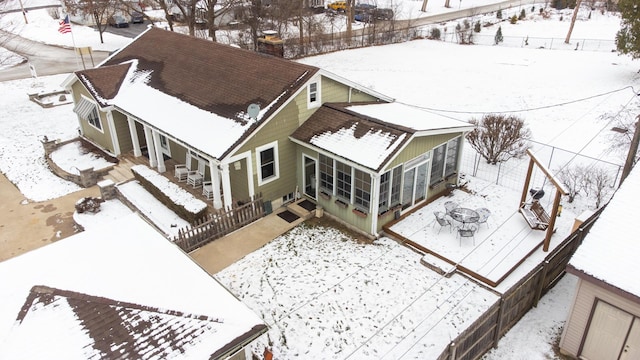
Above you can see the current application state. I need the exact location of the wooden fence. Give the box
[436,206,605,360]
[173,194,265,253]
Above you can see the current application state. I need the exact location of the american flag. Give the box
[58,15,71,34]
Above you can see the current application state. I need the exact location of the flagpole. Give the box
[64,14,81,70]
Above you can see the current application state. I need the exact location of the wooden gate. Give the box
[173,194,264,252]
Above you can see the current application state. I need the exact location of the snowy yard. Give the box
[215,220,500,359]
[0,1,635,359]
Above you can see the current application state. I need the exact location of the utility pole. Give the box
[18,0,28,24]
[565,0,583,44]
[620,117,640,185]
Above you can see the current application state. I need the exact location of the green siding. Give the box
[72,82,115,154]
[113,111,132,153]
[230,158,250,201]
[231,74,381,206]
[384,133,463,172]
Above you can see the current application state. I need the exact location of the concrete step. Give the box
[286,201,313,220]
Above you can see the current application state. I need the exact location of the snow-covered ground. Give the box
[0,0,634,359]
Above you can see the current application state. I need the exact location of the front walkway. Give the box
[190,201,312,274]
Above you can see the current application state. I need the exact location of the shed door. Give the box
[581,301,634,360]
[620,318,640,360]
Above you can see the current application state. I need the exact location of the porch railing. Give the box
[173,194,265,252]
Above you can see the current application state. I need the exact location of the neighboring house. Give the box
[559,167,640,359]
[0,214,267,359]
[63,27,473,236]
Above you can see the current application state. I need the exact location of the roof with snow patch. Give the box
[567,165,640,301]
[0,214,267,358]
[74,27,320,159]
[291,102,474,171]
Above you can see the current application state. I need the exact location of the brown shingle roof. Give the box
[9,285,266,359]
[291,103,414,171]
[76,63,131,107]
[88,27,319,120]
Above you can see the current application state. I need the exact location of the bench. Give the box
[519,201,550,230]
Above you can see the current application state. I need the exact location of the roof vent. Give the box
[247,103,260,121]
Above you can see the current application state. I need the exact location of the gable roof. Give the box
[0,214,267,358]
[74,27,320,159]
[2,285,262,359]
[567,165,640,302]
[290,102,473,172]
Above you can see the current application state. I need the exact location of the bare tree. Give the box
[584,166,613,208]
[556,165,588,203]
[599,106,639,162]
[62,0,115,43]
[466,114,532,165]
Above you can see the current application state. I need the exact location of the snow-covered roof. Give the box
[568,166,640,299]
[0,214,267,357]
[75,28,320,159]
[346,102,474,134]
[291,102,473,171]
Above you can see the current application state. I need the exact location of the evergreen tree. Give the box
[616,0,640,59]
[519,9,526,20]
[494,26,504,44]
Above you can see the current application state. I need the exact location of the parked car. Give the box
[354,11,373,22]
[109,15,129,28]
[327,1,346,11]
[131,11,144,24]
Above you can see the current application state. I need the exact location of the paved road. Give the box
[0,31,110,82]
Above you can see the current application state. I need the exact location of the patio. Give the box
[386,178,577,288]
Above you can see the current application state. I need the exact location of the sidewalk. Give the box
[0,172,100,262]
[189,204,310,275]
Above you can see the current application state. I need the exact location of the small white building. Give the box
[559,166,640,359]
[0,214,267,359]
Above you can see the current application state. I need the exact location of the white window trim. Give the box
[307,79,321,109]
[79,95,104,133]
[256,141,279,186]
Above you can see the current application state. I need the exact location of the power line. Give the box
[396,85,637,115]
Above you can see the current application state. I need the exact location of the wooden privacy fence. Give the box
[436,206,605,360]
[173,194,265,253]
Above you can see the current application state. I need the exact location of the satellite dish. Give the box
[247,103,260,120]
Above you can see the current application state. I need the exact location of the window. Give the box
[390,166,402,206]
[336,161,352,201]
[354,169,371,211]
[308,81,320,108]
[430,137,462,185]
[73,97,102,131]
[319,154,334,193]
[378,166,402,213]
[444,137,461,177]
[430,143,446,185]
[256,141,279,185]
[87,108,102,130]
[379,171,390,212]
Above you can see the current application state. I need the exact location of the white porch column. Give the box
[370,173,381,235]
[210,160,223,209]
[106,110,121,156]
[220,162,233,210]
[143,125,157,168]
[245,153,255,198]
[127,116,142,157]
[152,129,166,173]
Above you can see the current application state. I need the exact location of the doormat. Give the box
[277,210,300,223]
[298,199,316,212]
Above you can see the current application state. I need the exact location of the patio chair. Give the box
[475,207,491,228]
[202,181,214,200]
[433,211,452,234]
[187,160,206,188]
[457,224,478,246]
[444,201,459,216]
[174,153,193,182]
